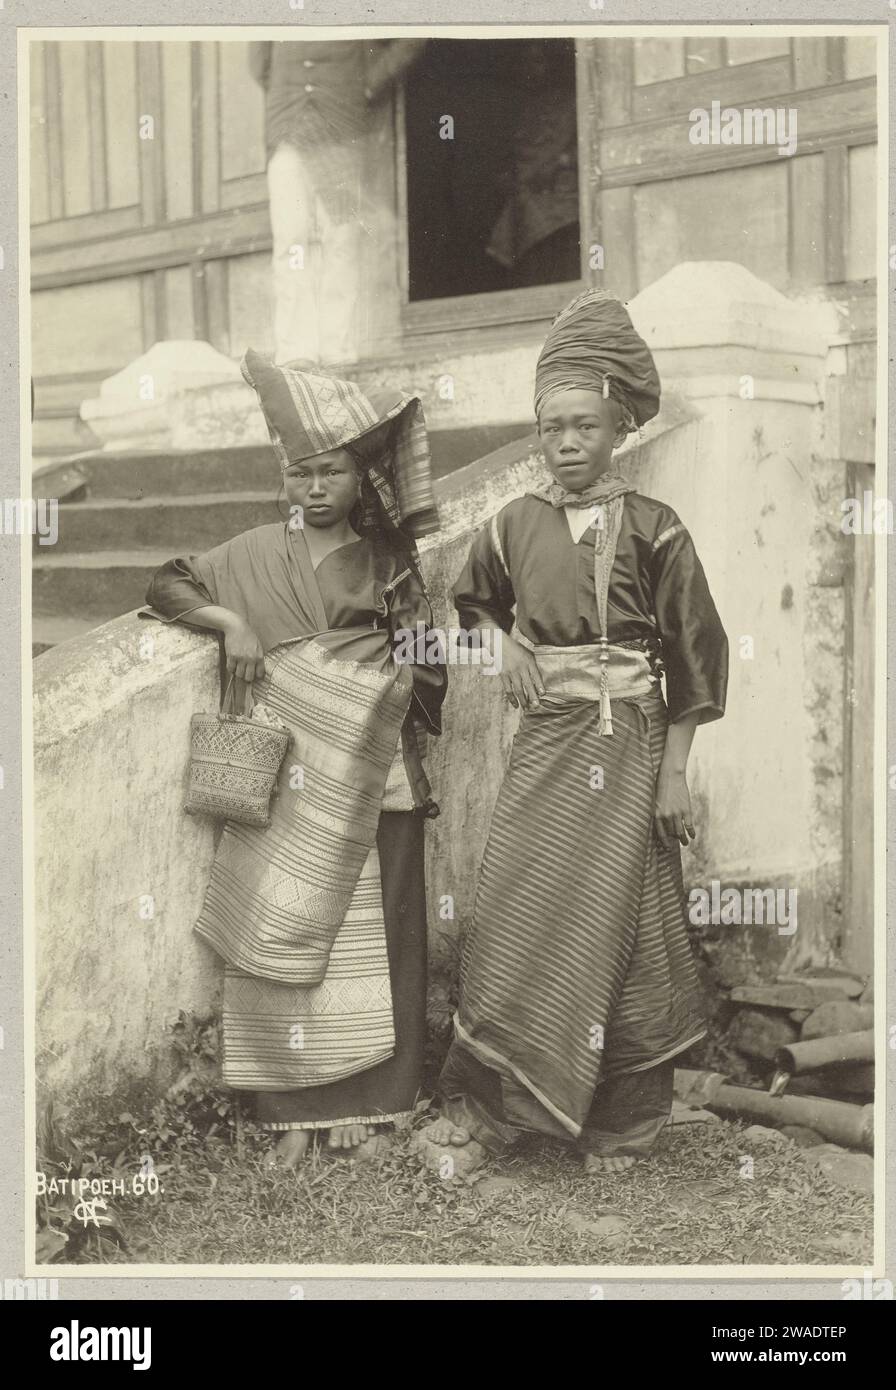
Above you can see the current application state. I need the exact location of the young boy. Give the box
[421,288,728,1174]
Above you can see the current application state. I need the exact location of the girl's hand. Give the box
[499,636,546,710]
[222,617,266,684]
[654,766,696,851]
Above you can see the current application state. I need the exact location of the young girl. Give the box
[422,288,728,1175]
[141,352,446,1167]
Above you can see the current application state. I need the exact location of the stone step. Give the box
[33,446,277,501]
[28,422,536,653]
[32,549,171,619]
[32,424,524,502]
[36,492,283,556]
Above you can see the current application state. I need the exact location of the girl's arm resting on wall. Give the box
[143,559,265,684]
[181,606,266,684]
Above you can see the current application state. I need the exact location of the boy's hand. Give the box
[500,636,546,710]
[654,766,696,850]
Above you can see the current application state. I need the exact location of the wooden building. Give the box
[30,32,877,456]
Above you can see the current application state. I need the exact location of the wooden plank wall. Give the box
[31,36,271,404]
[30,35,879,428]
[588,34,877,300]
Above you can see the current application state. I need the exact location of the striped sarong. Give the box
[194,631,412,987]
[451,646,706,1140]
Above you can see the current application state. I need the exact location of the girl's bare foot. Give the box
[582,1153,637,1175]
[325,1123,393,1160]
[327,1123,369,1152]
[265,1130,311,1170]
[353,1130,393,1161]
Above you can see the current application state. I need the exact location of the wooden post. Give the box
[842,458,874,975]
[234,1093,245,1162]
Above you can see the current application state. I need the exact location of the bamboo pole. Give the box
[775,1031,874,1075]
[708,1083,873,1152]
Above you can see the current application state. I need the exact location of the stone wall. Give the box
[34,618,221,1105]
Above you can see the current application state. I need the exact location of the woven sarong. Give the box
[453,646,706,1139]
[194,630,412,987]
[222,841,394,1089]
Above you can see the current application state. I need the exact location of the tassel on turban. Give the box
[533,288,661,430]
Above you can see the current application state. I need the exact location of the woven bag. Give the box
[184,676,292,828]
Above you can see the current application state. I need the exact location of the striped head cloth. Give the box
[241,348,440,540]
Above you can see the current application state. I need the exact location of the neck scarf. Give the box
[529,472,637,737]
[529,470,636,510]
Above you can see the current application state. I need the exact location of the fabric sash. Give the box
[515,637,657,708]
[194,630,412,986]
[527,471,635,512]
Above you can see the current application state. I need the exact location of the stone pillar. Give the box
[627,261,841,970]
[79,340,269,453]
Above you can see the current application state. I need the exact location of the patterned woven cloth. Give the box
[223,842,394,1090]
[241,349,440,539]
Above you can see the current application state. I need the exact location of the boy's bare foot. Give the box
[582,1153,637,1175]
[412,1118,487,1177]
[265,1130,311,1170]
[327,1123,369,1152]
[422,1116,471,1146]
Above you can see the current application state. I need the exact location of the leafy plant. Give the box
[35,1096,128,1263]
[36,1009,262,1263]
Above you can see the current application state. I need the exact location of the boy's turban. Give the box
[534,288,661,430]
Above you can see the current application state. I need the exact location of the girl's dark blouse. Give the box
[452,492,728,726]
[144,531,446,734]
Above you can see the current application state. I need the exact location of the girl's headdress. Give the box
[241,348,440,540]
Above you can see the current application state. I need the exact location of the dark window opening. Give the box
[405,39,580,302]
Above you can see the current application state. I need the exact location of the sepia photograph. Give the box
[23,22,883,1281]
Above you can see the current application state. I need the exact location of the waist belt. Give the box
[516,636,659,711]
